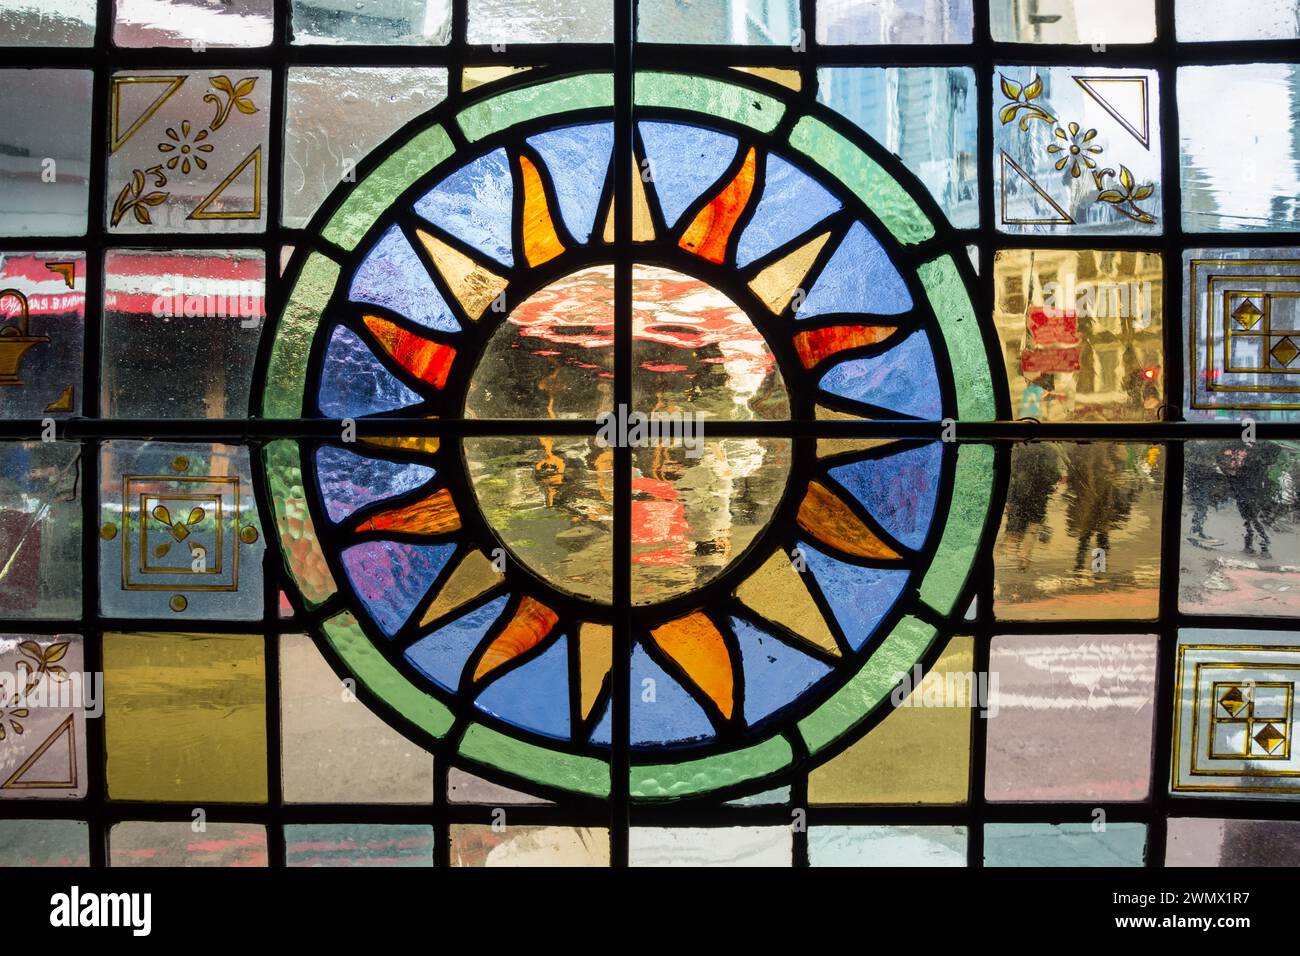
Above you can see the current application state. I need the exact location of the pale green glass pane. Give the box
[918,255,996,420]
[291,0,451,44]
[0,0,94,45]
[264,440,337,607]
[630,735,793,801]
[0,819,88,866]
[322,610,455,738]
[798,615,937,754]
[466,0,611,43]
[634,71,784,133]
[1178,0,1300,40]
[919,443,994,615]
[818,67,979,228]
[284,67,448,229]
[458,723,609,797]
[638,0,798,44]
[990,0,1155,43]
[263,251,338,417]
[809,825,967,866]
[285,824,434,867]
[457,74,615,142]
[321,126,454,249]
[788,115,934,245]
[984,823,1147,866]
[114,0,273,47]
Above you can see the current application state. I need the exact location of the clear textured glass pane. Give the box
[994,66,1161,235]
[284,67,448,229]
[0,0,95,45]
[98,442,265,620]
[0,70,92,237]
[638,0,798,44]
[1181,441,1300,616]
[990,0,1155,44]
[114,0,274,47]
[467,0,612,43]
[1179,64,1300,233]
[0,441,81,620]
[993,248,1164,421]
[107,70,271,234]
[1178,0,1300,41]
[109,822,268,866]
[818,67,978,228]
[0,251,84,418]
[291,0,450,44]
[817,0,972,44]
[102,248,265,417]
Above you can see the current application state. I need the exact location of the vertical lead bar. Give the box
[610,0,634,867]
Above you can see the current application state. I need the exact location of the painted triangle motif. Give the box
[2,714,77,790]
[1074,75,1150,149]
[1000,151,1074,226]
[110,75,186,153]
[190,146,263,220]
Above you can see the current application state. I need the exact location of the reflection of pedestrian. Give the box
[1004,443,1059,570]
[1064,444,1136,571]
[1220,443,1279,559]
[1185,442,1229,547]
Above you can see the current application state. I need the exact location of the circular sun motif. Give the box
[257,69,999,802]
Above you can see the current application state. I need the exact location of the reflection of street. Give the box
[995,443,1163,619]
[1180,442,1300,616]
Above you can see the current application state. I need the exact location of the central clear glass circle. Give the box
[462,264,792,605]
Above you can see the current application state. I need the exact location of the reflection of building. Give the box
[990,0,1079,43]
[994,250,1164,420]
[819,67,978,227]
[644,0,798,43]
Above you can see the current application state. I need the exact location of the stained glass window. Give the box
[0,0,1297,882]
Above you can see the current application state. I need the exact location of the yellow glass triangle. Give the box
[748,232,831,314]
[416,228,508,321]
[418,549,504,628]
[735,551,841,659]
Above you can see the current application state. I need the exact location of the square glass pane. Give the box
[1183,247,1300,421]
[107,70,271,234]
[448,825,610,866]
[285,824,434,866]
[638,0,799,44]
[0,441,81,620]
[467,0,613,43]
[628,827,792,866]
[994,442,1164,619]
[103,631,268,803]
[0,633,87,799]
[0,0,95,45]
[0,251,84,418]
[102,248,265,418]
[818,67,978,228]
[808,826,967,866]
[984,823,1147,866]
[994,66,1161,235]
[284,67,449,229]
[113,0,274,47]
[291,0,451,44]
[1181,441,1300,617]
[1179,64,1300,233]
[109,822,267,866]
[98,441,265,620]
[816,0,972,44]
[990,0,1156,44]
[993,248,1163,421]
[0,70,92,237]
[1177,0,1300,41]
[0,819,87,865]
